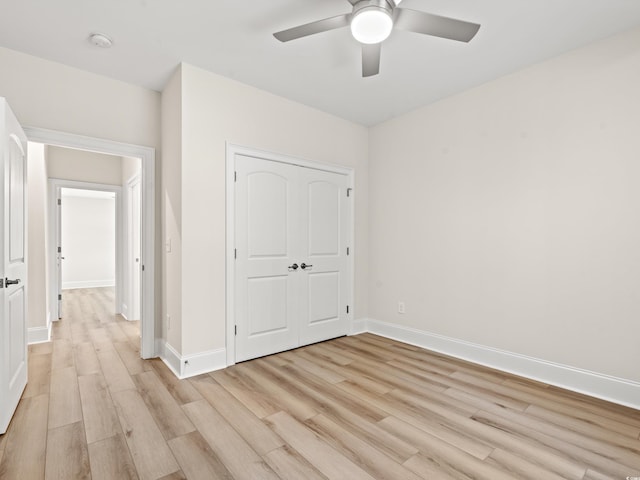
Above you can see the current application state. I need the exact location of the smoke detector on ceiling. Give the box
[89,33,113,48]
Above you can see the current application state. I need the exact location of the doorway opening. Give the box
[50,179,125,323]
[25,127,156,358]
[59,187,119,317]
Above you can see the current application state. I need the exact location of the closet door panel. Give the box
[299,170,349,346]
[235,156,301,362]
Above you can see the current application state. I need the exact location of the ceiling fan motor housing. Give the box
[351,0,395,19]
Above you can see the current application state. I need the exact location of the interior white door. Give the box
[298,168,349,345]
[0,98,28,434]
[129,177,141,320]
[235,155,300,362]
[234,154,350,362]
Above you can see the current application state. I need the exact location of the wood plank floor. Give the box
[1,288,639,479]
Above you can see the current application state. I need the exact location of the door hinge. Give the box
[58,294,62,301]
[142,265,145,272]
[347,188,353,197]
[58,246,62,253]
[234,325,237,335]
[234,171,237,182]
[346,247,350,256]
[346,305,349,314]
[234,248,237,259]
[0,278,3,289]
[57,198,61,206]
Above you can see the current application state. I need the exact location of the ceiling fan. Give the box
[273,0,480,77]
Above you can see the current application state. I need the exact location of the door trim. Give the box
[225,143,355,366]
[24,127,157,359]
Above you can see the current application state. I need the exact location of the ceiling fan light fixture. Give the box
[273,0,480,78]
[350,7,393,44]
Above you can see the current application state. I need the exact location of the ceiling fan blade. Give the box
[274,14,350,42]
[362,43,381,77]
[394,8,480,42]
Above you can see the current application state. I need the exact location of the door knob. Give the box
[5,278,20,286]
[288,263,299,271]
[300,263,313,270]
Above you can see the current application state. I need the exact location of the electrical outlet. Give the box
[398,302,405,314]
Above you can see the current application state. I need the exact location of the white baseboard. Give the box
[350,318,368,335]
[120,311,138,322]
[28,314,52,344]
[161,342,182,377]
[365,318,640,411]
[62,280,115,290]
[121,303,129,320]
[160,342,227,379]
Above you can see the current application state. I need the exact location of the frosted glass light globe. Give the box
[350,8,393,44]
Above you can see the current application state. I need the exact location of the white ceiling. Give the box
[1,0,639,126]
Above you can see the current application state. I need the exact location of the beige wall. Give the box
[26,142,49,330]
[47,146,122,185]
[0,46,162,340]
[368,27,640,382]
[0,47,160,148]
[163,63,369,356]
[161,68,183,350]
[61,193,116,288]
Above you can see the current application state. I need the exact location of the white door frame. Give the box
[50,180,123,313]
[25,127,157,359]
[225,143,355,366]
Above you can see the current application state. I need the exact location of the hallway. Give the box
[0,288,152,478]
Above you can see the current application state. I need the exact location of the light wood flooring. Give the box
[1,287,639,479]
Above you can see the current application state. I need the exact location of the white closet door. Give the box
[234,153,350,363]
[298,168,349,345]
[235,155,301,362]
[1,98,28,434]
